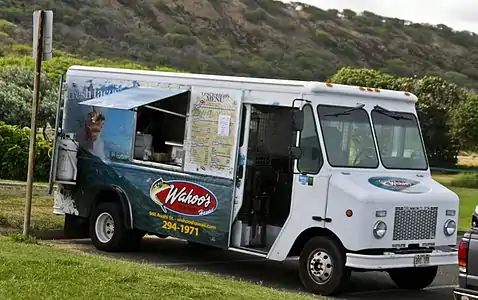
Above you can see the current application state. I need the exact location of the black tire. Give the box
[64,214,90,239]
[472,216,477,228]
[298,236,351,296]
[90,202,131,252]
[388,266,438,290]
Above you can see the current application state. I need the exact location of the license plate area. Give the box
[414,254,430,267]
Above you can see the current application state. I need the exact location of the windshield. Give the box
[317,104,379,168]
[371,107,427,170]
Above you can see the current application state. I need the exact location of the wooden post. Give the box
[23,10,44,237]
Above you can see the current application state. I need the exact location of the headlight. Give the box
[373,221,387,239]
[444,219,456,236]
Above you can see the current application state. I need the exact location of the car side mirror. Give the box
[289,146,302,159]
[292,110,304,132]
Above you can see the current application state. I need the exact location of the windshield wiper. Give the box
[373,105,411,120]
[325,103,365,117]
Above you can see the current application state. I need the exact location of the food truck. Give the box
[47,65,459,295]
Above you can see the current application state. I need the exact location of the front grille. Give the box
[393,206,438,240]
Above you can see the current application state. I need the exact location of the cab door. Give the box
[268,100,331,260]
[289,101,330,228]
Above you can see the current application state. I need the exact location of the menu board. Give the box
[183,86,242,179]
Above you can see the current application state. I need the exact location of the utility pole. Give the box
[23,10,53,236]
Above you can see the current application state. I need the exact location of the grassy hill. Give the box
[1,0,478,89]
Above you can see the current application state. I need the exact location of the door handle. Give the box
[312,216,332,223]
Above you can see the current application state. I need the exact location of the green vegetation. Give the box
[450,173,478,189]
[1,1,478,89]
[433,173,477,231]
[0,122,51,182]
[0,235,316,300]
[0,190,63,230]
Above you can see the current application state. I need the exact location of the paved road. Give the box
[46,236,458,300]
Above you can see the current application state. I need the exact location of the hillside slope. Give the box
[1,0,478,88]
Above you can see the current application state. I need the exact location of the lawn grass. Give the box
[432,173,477,231]
[0,234,316,300]
[0,190,64,230]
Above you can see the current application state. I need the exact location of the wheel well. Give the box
[91,188,132,229]
[288,227,344,257]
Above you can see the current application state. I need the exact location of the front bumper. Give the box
[346,249,457,269]
[454,287,478,300]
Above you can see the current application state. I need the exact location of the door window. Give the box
[297,104,323,174]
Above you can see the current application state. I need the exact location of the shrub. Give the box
[450,173,478,189]
[0,122,52,182]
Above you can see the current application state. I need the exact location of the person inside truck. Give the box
[322,126,348,166]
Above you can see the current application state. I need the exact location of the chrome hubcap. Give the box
[308,250,333,284]
[95,212,115,243]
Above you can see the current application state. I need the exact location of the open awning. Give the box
[78,87,189,110]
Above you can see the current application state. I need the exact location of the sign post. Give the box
[23,10,53,237]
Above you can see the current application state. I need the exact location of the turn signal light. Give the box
[458,240,468,272]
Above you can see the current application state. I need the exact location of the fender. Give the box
[287,227,344,258]
[90,184,134,229]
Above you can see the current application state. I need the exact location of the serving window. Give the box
[77,85,191,170]
[133,91,190,168]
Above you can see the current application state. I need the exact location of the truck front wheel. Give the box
[387,266,438,290]
[298,236,351,296]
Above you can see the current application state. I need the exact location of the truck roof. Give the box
[67,65,418,103]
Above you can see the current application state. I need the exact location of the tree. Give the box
[451,93,478,151]
[0,66,57,128]
[329,67,462,167]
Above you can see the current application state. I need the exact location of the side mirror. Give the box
[289,146,302,159]
[292,110,304,131]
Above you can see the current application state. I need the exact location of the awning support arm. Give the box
[144,105,186,118]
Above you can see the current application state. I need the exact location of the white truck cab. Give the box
[48,66,458,296]
[268,82,459,295]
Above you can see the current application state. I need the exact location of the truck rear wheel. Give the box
[298,236,351,296]
[90,202,132,252]
[388,266,438,290]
